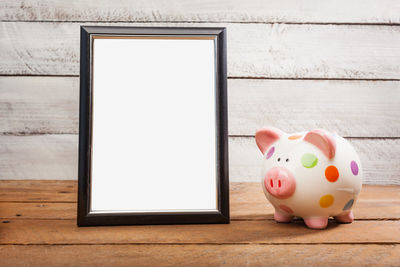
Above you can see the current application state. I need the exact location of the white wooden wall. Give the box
[1,0,399,184]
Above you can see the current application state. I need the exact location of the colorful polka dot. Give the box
[351,161,359,175]
[279,204,294,214]
[319,194,334,208]
[325,165,339,182]
[288,135,302,140]
[266,146,275,159]
[301,153,318,168]
[343,199,354,211]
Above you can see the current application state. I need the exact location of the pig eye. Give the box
[277,158,281,162]
[286,158,289,162]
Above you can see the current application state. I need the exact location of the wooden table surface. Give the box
[0,181,399,266]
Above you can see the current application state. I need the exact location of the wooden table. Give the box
[0,181,399,266]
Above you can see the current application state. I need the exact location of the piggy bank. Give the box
[255,127,362,229]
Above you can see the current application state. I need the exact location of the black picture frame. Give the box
[77,26,229,226]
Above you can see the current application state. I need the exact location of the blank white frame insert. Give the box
[90,36,218,213]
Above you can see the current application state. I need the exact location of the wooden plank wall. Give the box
[0,0,399,184]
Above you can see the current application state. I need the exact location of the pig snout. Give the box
[264,167,296,199]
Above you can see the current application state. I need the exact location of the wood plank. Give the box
[0,180,77,194]
[0,180,76,202]
[229,79,400,137]
[1,187,398,220]
[0,219,399,244]
[0,76,78,134]
[1,182,399,220]
[1,244,399,266]
[230,137,400,184]
[0,202,75,219]
[2,22,400,79]
[1,0,400,24]
[2,77,399,138]
[0,135,398,184]
[0,135,78,181]
[230,183,400,221]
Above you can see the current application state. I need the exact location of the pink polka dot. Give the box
[266,146,275,159]
[279,204,294,214]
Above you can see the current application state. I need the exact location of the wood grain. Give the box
[1,198,399,221]
[1,0,400,24]
[0,180,76,202]
[2,22,400,79]
[0,183,398,265]
[230,183,400,220]
[2,181,399,201]
[0,219,399,244]
[229,79,400,137]
[1,244,399,267]
[0,76,78,134]
[0,135,78,181]
[1,183,398,220]
[1,135,397,184]
[1,77,399,137]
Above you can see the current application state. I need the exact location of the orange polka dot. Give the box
[288,135,302,140]
[325,165,339,182]
[319,194,334,208]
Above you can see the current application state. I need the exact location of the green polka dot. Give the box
[301,153,318,168]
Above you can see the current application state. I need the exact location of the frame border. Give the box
[78,26,229,226]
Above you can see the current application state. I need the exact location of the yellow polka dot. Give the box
[288,135,302,140]
[319,194,334,208]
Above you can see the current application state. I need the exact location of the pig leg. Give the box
[334,211,354,223]
[304,217,329,229]
[274,209,293,223]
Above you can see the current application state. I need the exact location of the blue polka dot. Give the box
[343,199,354,211]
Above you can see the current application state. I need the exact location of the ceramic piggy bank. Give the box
[255,127,362,229]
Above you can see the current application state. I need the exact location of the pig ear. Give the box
[255,127,284,154]
[304,129,336,159]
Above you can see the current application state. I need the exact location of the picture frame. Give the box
[77,26,229,226]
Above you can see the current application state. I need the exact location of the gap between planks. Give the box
[230,135,400,139]
[0,243,399,246]
[2,218,399,222]
[2,74,400,81]
[1,133,399,139]
[0,242,399,246]
[2,20,400,26]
